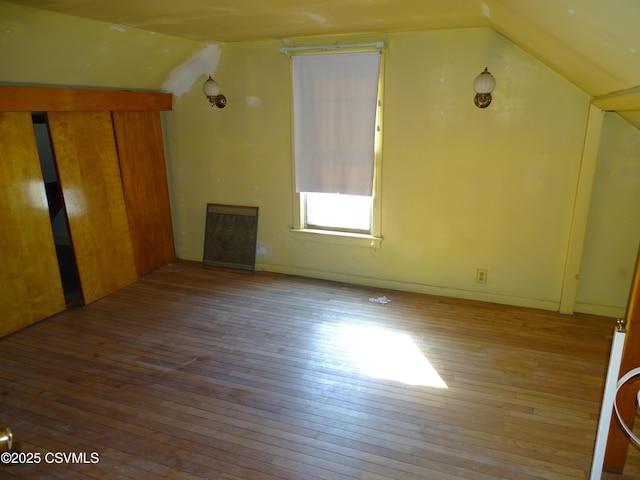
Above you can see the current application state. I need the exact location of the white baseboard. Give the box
[573,302,625,319]
[178,252,202,262]
[176,253,620,317]
[257,262,561,312]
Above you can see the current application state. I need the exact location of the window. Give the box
[305,192,372,233]
[289,48,383,241]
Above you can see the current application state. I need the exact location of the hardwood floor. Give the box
[1,260,640,479]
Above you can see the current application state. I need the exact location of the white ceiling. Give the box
[4,0,640,119]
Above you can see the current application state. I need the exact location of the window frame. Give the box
[288,46,385,248]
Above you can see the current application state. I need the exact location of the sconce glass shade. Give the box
[203,75,227,108]
[203,76,220,96]
[473,67,495,108]
[473,68,496,94]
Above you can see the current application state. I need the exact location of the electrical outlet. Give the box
[476,269,488,284]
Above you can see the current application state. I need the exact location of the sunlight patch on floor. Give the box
[339,324,447,388]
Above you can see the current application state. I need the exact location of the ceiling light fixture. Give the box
[473,67,496,108]
[203,76,227,108]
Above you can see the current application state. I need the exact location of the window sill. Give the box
[290,228,382,248]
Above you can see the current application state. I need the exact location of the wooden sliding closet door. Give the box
[47,111,137,304]
[112,111,175,276]
[0,112,66,337]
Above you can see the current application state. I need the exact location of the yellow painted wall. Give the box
[2,2,637,316]
[164,39,294,261]
[0,1,203,89]
[164,29,596,311]
[575,112,640,316]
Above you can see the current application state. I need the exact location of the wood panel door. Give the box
[47,111,138,305]
[112,111,175,276]
[0,112,66,337]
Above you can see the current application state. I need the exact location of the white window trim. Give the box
[289,45,386,249]
[290,228,382,248]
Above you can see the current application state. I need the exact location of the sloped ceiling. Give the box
[4,0,640,121]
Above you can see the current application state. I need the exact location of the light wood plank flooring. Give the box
[1,260,640,479]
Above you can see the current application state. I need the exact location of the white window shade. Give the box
[292,52,380,196]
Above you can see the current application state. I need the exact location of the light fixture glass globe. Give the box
[473,68,496,94]
[203,76,220,96]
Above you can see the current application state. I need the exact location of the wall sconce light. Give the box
[473,67,496,108]
[203,75,227,108]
